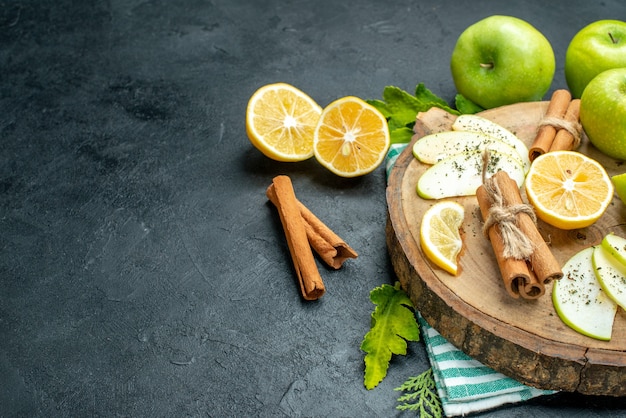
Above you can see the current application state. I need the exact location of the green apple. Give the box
[552,247,617,341]
[579,68,626,161]
[565,20,626,99]
[450,15,555,109]
[612,173,626,204]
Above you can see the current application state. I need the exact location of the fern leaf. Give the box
[360,282,419,390]
[395,369,442,417]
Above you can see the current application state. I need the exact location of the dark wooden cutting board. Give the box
[386,101,626,396]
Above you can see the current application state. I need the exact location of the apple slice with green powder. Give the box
[601,233,626,266]
[412,130,526,169]
[416,148,525,199]
[593,244,626,310]
[452,114,531,173]
[552,247,617,341]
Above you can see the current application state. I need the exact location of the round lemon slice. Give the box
[246,83,322,162]
[420,201,465,275]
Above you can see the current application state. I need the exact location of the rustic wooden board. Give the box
[386,101,626,396]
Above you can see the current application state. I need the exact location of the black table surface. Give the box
[3,1,626,416]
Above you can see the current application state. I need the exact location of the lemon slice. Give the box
[246,83,322,162]
[313,96,390,177]
[420,201,464,275]
[524,151,614,230]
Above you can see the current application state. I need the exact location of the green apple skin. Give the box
[450,15,555,109]
[579,68,626,161]
[565,20,626,99]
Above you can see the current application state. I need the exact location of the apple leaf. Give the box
[361,282,420,390]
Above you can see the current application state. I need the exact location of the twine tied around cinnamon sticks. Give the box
[477,151,563,300]
[266,175,358,300]
[529,89,583,161]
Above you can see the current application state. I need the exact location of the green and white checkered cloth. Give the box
[386,143,556,417]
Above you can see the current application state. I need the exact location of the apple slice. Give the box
[592,244,626,310]
[416,149,526,199]
[601,233,626,267]
[452,114,531,172]
[412,130,526,168]
[552,247,617,341]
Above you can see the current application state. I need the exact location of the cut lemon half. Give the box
[246,83,322,162]
[524,151,614,230]
[420,201,464,275]
[313,96,390,177]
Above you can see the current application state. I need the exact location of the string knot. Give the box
[538,115,583,148]
[481,150,537,260]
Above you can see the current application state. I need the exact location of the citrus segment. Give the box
[524,151,614,230]
[313,96,390,177]
[246,83,322,162]
[420,201,464,275]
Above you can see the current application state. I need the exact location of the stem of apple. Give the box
[480,62,494,69]
[609,31,617,44]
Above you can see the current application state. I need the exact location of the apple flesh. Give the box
[579,67,626,161]
[565,19,626,99]
[552,247,617,341]
[416,149,525,199]
[601,233,626,268]
[452,114,531,172]
[593,245,626,310]
[412,130,526,169]
[450,15,555,109]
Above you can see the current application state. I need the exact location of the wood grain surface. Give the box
[386,102,626,395]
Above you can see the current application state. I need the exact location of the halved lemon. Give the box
[313,96,390,177]
[420,201,464,275]
[246,83,322,162]
[524,151,614,230]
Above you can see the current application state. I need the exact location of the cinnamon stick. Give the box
[476,185,536,299]
[267,175,325,300]
[549,99,582,152]
[491,171,563,284]
[267,184,358,269]
[529,89,571,161]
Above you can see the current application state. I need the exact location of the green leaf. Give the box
[414,83,448,108]
[455,93,484,114]
[366,99,392,119]
[382,86,426,127]
[390,127,415,144]
[395,368,443,417]
[361,282,419,390]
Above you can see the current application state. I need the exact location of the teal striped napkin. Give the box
[386,143,556,417]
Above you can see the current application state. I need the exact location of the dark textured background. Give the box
[2,0,626,416]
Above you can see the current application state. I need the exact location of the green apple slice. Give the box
[452,114,531,173]
[601,233,626,267]
[412,130,526,168]
[416,149,525,199]
[592,245,626,310]
[552,247,617,341]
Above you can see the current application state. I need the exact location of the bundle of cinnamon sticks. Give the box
[529,89,583,161]
[266,175,358,300]
[477,169,562,300]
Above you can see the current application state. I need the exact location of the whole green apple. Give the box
[450,15,555,109]
[565,20,626,99]
[580,68,626,161]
